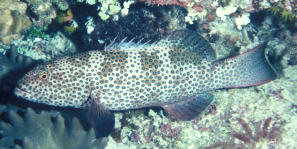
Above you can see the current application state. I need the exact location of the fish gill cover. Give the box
[0,0,297,149]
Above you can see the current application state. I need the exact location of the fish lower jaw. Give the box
[14,87,36,101]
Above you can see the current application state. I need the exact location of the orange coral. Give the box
[55,10,73,24]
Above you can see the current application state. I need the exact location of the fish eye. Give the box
[39,71,49,81]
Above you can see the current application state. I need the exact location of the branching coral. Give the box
[205,117,282,149]
[268,6,283,15]
[280,10,294,22]
[0,104,107,149]
[268,6,295,22]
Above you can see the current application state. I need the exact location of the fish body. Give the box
[14,30,278,135]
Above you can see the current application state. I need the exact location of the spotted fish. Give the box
[14,30,278,136]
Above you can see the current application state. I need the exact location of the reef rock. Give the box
[0,0,32,45]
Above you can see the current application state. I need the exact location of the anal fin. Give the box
[162,93,213,120]
[87,92,115,137]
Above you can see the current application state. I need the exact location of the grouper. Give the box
[14,29,278,136]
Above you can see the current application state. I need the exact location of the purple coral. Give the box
[145,127,154,142]
[162,124,181,138]
[136,0,203,11]
[252,0,262,11]
[160,123,181,139]
[205,117,282,148]
[230,117,281,145]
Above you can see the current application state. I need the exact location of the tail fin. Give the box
[215,41,278,88]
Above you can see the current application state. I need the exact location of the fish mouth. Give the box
[15,85,27,93]
[14,85,32,99]
[14,85,39,102]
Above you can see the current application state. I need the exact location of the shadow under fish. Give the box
[13,29,278,137]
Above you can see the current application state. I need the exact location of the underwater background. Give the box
[0,0,297,148]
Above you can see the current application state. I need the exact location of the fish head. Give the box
[14,61,79,107]
[14,63,53,104]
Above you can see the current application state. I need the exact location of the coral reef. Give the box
[1,0,297,148]
[11,31,77,61]
[137,0,209,25]
[56,10,74,24]
[55,10,79,34]
[83,4,187,50]
[78,0,135,21]
[98,0,125,21]
[104,109,185,148]
[25,0,70,28]
[205,117,282,148]
[0,0,32,45]
[25,25,51,41]
[0,104,108,149]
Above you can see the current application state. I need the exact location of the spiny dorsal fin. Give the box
[104,37,150,51]
[104,29,217,62]
[156,29,217,61]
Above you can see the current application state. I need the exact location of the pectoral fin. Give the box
[87,92,115,137]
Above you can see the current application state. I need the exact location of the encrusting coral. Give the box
[25,0,69,28]
[0,0,32,45]
[11,31,77,61]
[0,104,108,149]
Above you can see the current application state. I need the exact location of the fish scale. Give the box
[14,29,278,136]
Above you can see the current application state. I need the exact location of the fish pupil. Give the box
[42,75,47,78]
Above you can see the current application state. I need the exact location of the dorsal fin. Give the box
[104,37,150,51]
[104,29,217,62]
[158,29,217,61]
